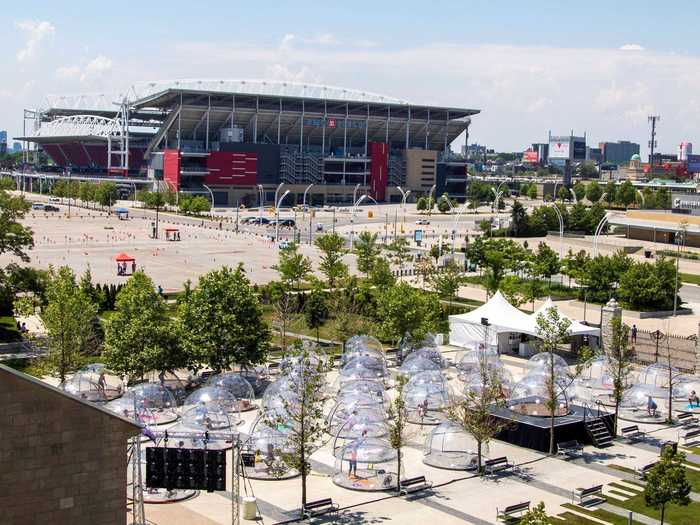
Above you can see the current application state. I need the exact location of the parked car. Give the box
[31,203,45,210]
[43,205,60,212]
[416,219,430,225]
[278,219,296,227]
[48,197,60,203]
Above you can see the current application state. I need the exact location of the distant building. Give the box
[586,147,602,163]
[462,143,489,159]
[0,130,7,154]
[12,142,22,153]
[599,141,640,164]
[678,142,693,161]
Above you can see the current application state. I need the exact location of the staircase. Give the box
[584,417,614,448]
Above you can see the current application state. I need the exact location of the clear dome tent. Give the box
[462,367,514,400]
[62,363,123,402]
[105,382,178,425]
[142,370,190,400]
[638,363,681,389]
[340,355,389,381]
[328,403,388,438]
[509,370,574,417]
[423,421,479,470]
[332,437,398,491]
[403,347,447,369]
[206,373,256,411]
[336,379,387,401]
[345,334,383,353]
[528,352,568,371]
[620,384,668,423]
[180,403,233,431]
[456,347,502,378]
[398,355,441,378]
[404,371,453,425]
[242,421,298,480]
[182,386,244,424]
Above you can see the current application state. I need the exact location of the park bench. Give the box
[680,427,700,446]
[400,475,433,495]
[677,412,699,427]
[302,498,339,518]
[496,501,530,522]
[266,361,280,375]
[557,440,583,459]
[620,425,645,442]
[484,456,515,477]
[636,461,658,480]
[572,484,604,506]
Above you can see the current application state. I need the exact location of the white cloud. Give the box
[279,34,295,52]
[81,55,113,82]
[15,20,55,63]
[620,44,645,51]
[308,33,339,46]
[56,65,81,79]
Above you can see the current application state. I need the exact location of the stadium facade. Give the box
[19,80,479,205]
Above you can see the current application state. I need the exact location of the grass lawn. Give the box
[607,486,700,525]
[0,316,22,343]
[681,273,700,286]
[561,504,646,525]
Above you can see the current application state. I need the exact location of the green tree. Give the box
[178,265,270,371]
[585,181,603,203]
[618,257,677,311]
[509,199,528,237]
[428,258,464,310]
[519,502,549,525]
[385,237,412,271]
[304,283,328,342]
[95,182,118,207]
[0,187,33,261]
[533,242,560,286]
[643,449,691,525]
[656,188,672,209]
[354,231,381,276]
[603,181,617,205]
[617,180,636,208]
[270,283,298,353]
[369,256,396,288]
[561,249,590,287]
[573,182,586,201]
[605,318,635,434]
[42,266,98,384]
[273,242,311,290]
[416,196,427,212]
[103,271,183,379]
[387,375,408,493]
[527,184,539,200]
[557,186,570,202]
[268,344,327,516]
[376,282,444,344]
[437,193,452,213]
[579,251,631,303]
[567,202,588,231]
[314,233,348,288]
[586,202,607,235]
[578,162,598,179]
[527,206,560,237]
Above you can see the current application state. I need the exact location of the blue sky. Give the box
[2,1,700,153]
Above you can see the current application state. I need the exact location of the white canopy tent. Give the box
[448,291,538,349]
[530,298,600,338]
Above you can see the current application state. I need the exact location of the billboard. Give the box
[523,150,539,163]
[687,154,700,173]
[549,136,571,160]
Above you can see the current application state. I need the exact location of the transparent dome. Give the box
[619,384,667,422]
[579,356,608,383]
[337,379,387,401]
[399,355,441,378]
[280,347,328,374]
[672,377,700,411]
[180,403,232,430]
[207,373,256,411]
[242,419,298,480]
[340,355,389,380]
[403,347,447,369]
[231,366,269,396]
[143,369,192,395]
[332,436,398,491]
[423,421,479,470]
[456,348,502,378]
[509,371,573,417]
[462,367,514,399]
[404,371,452,425]
[262,377,300,411]
[345,335,383,354]
[528,352,568,371]
[637,363,680,389]
[105,382,178,425]
[62,363,123,402]
[329,403,388,438]
[340,347,386,368]
[183,386,243,421]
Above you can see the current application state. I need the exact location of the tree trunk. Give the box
[477,440,483,475]
[549,356,556,455]
[613,401,619,436]
[396,449,402,494]
[660,503,665,525]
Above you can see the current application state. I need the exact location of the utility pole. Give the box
[332,208,336,234]
[648,115,660,169]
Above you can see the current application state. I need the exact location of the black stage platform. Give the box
[491,399,614,453]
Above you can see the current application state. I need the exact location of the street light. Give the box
[427,184,436,217]
[202,184,215,219]
[637,189,645,208]
[257,184,264,226]
[303,183,314,244]
[451,201,471,254]
[275,190,291,243]
[549,203,565,283]
[592,212,612,257]
[570,188,577,204]
[352,183,361,209]
[274,182,284,211]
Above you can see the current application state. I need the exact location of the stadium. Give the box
[18,80,479,206]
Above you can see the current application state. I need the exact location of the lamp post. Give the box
[274,183,284,212]
[202,184,215,219]
[257,184,264,226]
[397,186,411,227]
[549,203,565,284]
[570,187,577,204]
[637,189,645,208]
[427,184,436,217]
[275,190,290,244]
[673,226,686,316]
[592,213,612,257]
[303,183,314,244]
[66,168,72,218]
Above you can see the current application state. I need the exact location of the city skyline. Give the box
[2,1,700,154]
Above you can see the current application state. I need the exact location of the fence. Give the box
[629,328,698,373]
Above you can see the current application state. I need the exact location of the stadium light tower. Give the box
[648,115,660,167]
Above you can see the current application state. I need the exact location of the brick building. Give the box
[0,364,141,525]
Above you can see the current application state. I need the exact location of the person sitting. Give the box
[689,391,700,408]
[647,396,658,417]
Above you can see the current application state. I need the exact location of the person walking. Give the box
[631,324,638,343]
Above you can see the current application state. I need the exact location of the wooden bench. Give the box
[496,501,530,522]
[677,412,699,427]
[484,457,514,477]
[557,440,583,459]
[572,484,604,506]
[302,498,339,517]
[636,462,658,480]
[400,475,433,495]
[680,427,700,445]
[620,425,645,441]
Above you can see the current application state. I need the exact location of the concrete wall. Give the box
[0,366,139,525]
[405,149,437,194]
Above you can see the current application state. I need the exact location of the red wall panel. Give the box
[163,149,181,191]
[369,142,388,202]
[205,151,257,185]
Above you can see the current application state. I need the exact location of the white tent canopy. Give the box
[448,291,539,348]
[530,298,600,338]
